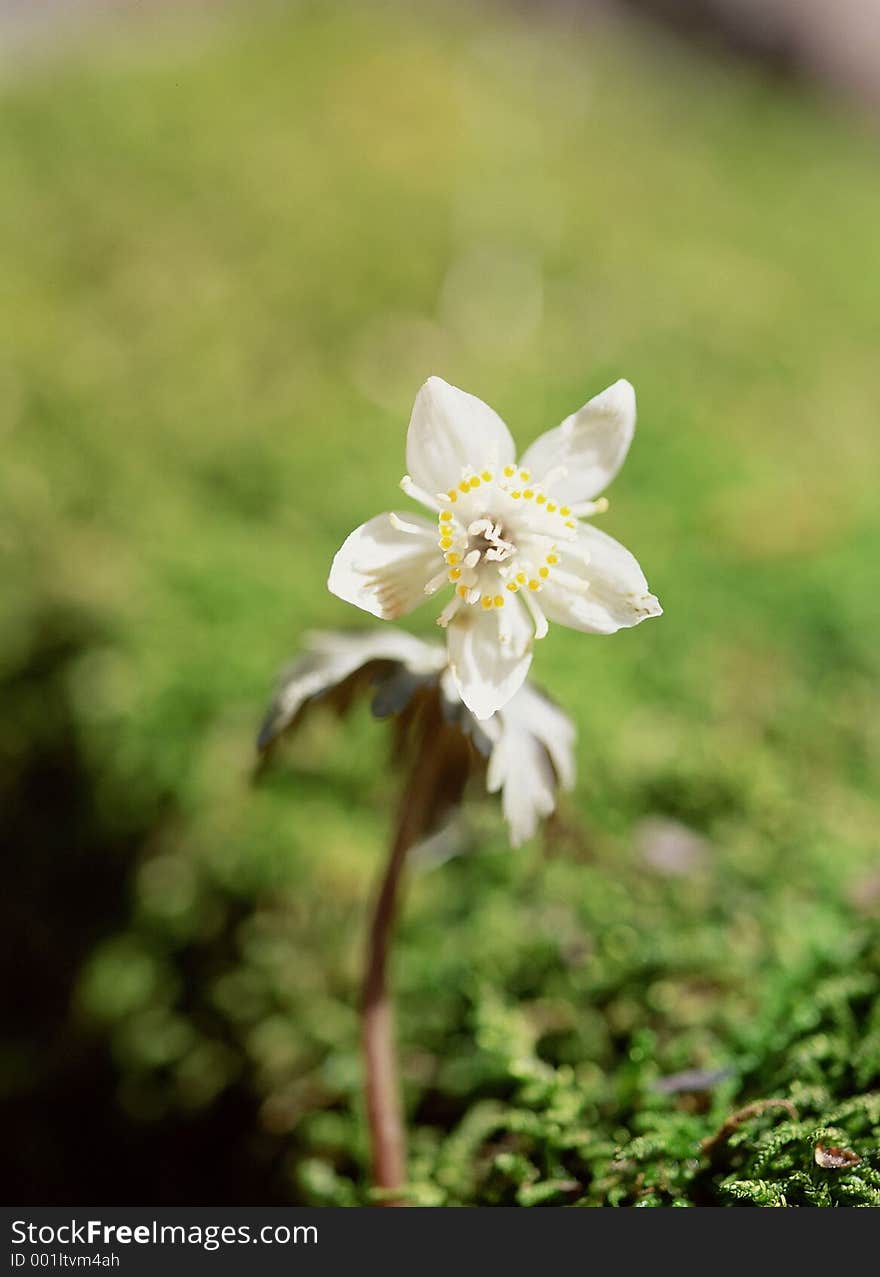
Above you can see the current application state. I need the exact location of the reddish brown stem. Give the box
[361,723,445,1203]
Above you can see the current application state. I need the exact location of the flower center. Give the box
[466,517,515,563]
[433,464,577,615]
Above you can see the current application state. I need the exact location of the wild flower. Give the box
[329,376,661,717]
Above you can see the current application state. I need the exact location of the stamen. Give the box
[569,497,609,518]
[522,588,549,639]
[400,475,443,513]
[389,512,429,535]
[424,568,451,596]
[437,596,462,628]
[496,595,516,645]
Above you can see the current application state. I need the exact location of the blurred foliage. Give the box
[1,1,879,1206]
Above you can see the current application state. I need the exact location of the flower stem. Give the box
[361,707,450,1203]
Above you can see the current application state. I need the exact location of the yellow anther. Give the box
[458,480,470,494]
[493,595,504,608]
[480,595,493,610]
[503,465,515,477]
[547,502,556,512]
[449,567,462,581]
[523,489,534,500]
[511,491,522,500]
[565,520,576,529]
[448,489,457,503]
[440,537,453,550]
[457,584,469,599]
[516,572,526,584]
[519,469,530,481]
[469,475,481,488]
[546,554,558,565]
[481,470,492,482]
[528,579,540,591]
[539,567,549,578]
[536,493,546,504]
[560,506,571,516]
[440,510,452,522]
[446,552,460,565]
[506,582,519,592]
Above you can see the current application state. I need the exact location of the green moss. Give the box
[2,1,879,1205]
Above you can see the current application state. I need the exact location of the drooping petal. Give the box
[486,724,556,848]
[483,681,577,847]
[498,682,576,792]
[519,379,636,503]
[258,629,446,749]
[541,523,662,635]
[405,376,515,494]
[328,512,440,621]
[310,628,446,678]
[446,600,533,720]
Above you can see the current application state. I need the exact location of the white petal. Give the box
[258,629,446,748]
[541,523,662,635]
[446,601,532,720]
[519,379,636,503]
[405,376,515,493]
[487,727,556,848]
[499,683,576,792]
[306,628,446,677]
[327,512,440,620]
[484,680,576,847]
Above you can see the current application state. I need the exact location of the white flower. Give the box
[328,377,661,719]
[258,630,576,849]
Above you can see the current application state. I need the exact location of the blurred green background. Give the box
[2,0,880,1206]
